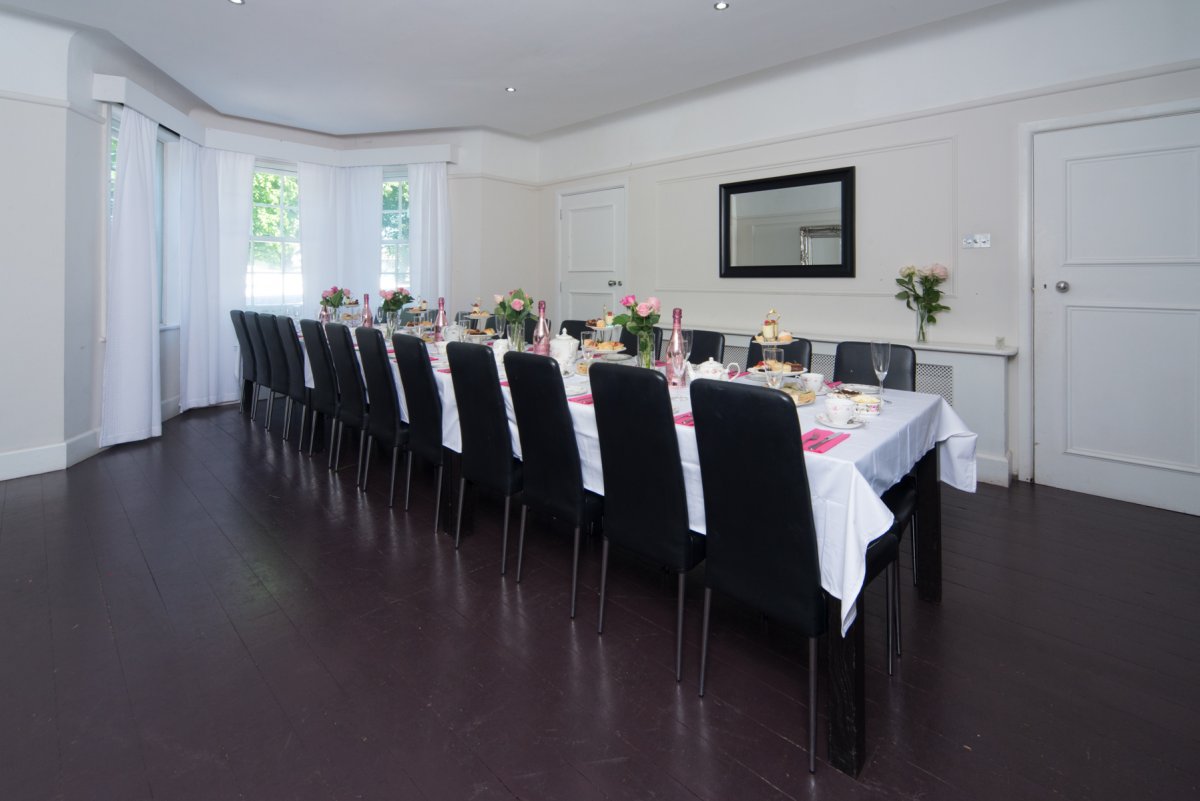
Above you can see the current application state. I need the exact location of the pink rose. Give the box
[321,289,333,299]
[493,294,504,304]
[397,287,408,295]
[636,302,652,317]
[646,296,661,313]
[899,265,917,279]
[929,263,949,281]
[511,298,525,312]
[381,290,394,300]
[620,294,636,308]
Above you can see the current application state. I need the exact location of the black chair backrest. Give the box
[590,363,693,566]
[275,316,307,402]
[299,319,339,417]
[392,333,444,465]
[356,327,405,447]
[746,338,813,371]
[617,326,664,360]
[504,351,585,523]
[690,379,827,635]
[230,310,257,383]
[243,310,272,388]
[325,323,368,429]
[446,342,520,494]
[560,320,588,340]
[689,330,725,364]
[833,341,916,391]
[258,313,290,394]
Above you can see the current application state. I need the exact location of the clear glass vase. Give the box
[637,330,655,368]
[915,307,929,342]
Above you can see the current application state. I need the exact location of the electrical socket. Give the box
[962,233,991,248]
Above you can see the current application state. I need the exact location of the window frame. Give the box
[246,164,303,310]
[380,168,411,293]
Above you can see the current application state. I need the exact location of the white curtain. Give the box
[408,162,452,304]
[299,162,339,314]
[179,145,253,410]
[100,108,161,447]
[340,165,383,300]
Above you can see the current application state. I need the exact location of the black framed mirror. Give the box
[719,166,855,278]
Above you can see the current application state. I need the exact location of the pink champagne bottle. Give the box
[361,293,373,328]
[532,300,551,356]
[433,297,448,342]
[665,307,687,387]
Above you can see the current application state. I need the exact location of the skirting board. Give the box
[977,452,1012,487]
[0,428,102,482]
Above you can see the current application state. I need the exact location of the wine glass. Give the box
[680,329,694,363]
[870,340,891,402]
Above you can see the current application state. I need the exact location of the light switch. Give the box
[962,233,991,248]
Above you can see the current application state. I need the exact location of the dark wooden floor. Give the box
[2,403,1198,801]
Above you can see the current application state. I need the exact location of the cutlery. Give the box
[807,434,838,451]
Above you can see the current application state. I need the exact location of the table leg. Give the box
[914,447,942,603]
[827,600,866,775]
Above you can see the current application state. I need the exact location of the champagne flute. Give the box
[870,340,891,402]
[681,329,694,363]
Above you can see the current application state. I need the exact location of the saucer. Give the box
[814,413,863,430]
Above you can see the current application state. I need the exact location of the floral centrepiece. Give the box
[495,289,535,351]
[321,285,349,309]
[611,293,662,368]
[379,287,413,314]
[895,264,950,342]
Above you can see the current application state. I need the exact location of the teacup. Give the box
[800,373,824,394]
[491,338,511,361]
[824,395,855,426]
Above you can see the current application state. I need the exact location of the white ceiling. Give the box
[4,0,1042,137]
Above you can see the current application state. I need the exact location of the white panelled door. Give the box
[558,187,626,322]
[1033,112,1200,515]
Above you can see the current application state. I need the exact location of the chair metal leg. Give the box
[453,477,466,548]
[886,562,895,676]
[597,537,610,635]
[309,412,320,456]
[675,572,686,682]
[894,562,902,656]
[387,447,400,507]
[500,497,514,576]
[432,464,444,534]
[510,503,525,578]
[698,587,713,697]
[265,391,275,429]
[809,636,818,774]
[330,420,342,470]
[250,384,260,420]
[297,405,309,452]
[403,451,414,510]
[911,512,919,586]
[282,398,293,441]
[357,430,368,489]
[570,526,581,620]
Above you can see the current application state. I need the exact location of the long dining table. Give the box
[303,335,978,776]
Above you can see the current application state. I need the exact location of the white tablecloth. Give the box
[306,344,977,635]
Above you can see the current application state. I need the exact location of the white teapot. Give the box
[688,357,741,382]
[549,328,579,375]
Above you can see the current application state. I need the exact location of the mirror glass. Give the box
[719,166,855,278]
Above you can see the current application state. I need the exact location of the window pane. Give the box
[253,205,280,238]
[283,273,303,305]
[252,273,282,306]
[280,175,299,207]
[396,243,410,273]
[251,240,282,271]
[253,172,280,205]
[281,207,300,239]
[382,181,400,211]
[382,211,401,241]
[283,242,302,272]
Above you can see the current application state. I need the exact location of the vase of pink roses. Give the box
[895,264,950,342]
[612,293,662,368]
[319,285,349,324]
[494,289,534,351]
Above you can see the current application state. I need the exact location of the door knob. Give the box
[607,280,623,287]
[1055,281,1070,293]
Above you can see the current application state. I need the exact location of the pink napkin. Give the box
[803,428,850,453]
[825,381,842,389]
[654,360,667,367]
[674,412,695,427]
[733,371,751,379]
[500,380,510,387]
[437,368,451,374]
[569,394,595,405]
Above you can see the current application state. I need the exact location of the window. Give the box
[247,169,302,308]
[380,175,410,291]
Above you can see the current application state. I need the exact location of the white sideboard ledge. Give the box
[698,325,1019,358]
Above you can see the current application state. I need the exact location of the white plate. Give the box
[814,413,864,430]
[839,383,880,394]
[585,344,626,355]
[564,384,589,397]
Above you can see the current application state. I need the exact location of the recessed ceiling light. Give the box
[714,2,730,9]
[505,87,517,93]
[228,0,245,5]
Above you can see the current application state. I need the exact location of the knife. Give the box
[806,434,838,451]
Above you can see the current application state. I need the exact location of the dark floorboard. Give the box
[2,402,1198,800]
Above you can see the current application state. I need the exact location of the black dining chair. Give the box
[746,337,813,371]
[356,327,410,506]
[243,310,272,423]
[690,379,902,772]
[325,323,370,486]
[688,329,725,364]
[833,341,916,390]
[589,363,706,681]
[392,333,447,530]
[503,351,603,618]
[229,310,259,416]
[275,316,311,447]
[299,319,340,459]
[446,342,523,553]
[257,313,291,433]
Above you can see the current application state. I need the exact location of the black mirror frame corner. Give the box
[718,165,856,279]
